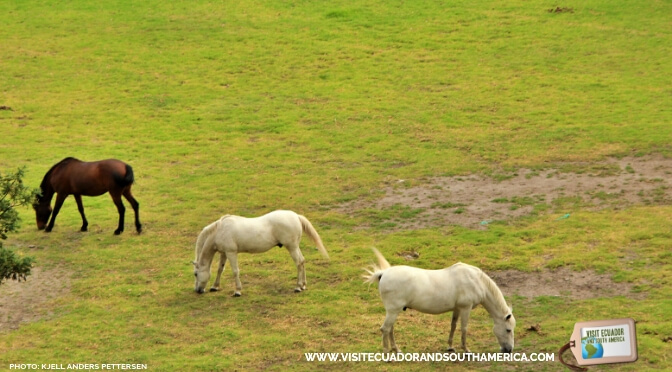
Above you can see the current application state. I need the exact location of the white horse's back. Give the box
[378,263,487,314]
[214,210,326,256]
[217,212,296,253]
[364,248,515,353]
[193,210,328,295]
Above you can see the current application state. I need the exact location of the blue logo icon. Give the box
[582,337,604,359]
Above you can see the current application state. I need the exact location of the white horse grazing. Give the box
[364,248,515,353]
[193,210,329,296]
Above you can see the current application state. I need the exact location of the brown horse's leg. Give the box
[74,194,88,232]
[46,193,68,232]
[110,192,125,235]
[122,188,141,233]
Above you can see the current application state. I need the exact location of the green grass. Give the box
[1,0,672,371]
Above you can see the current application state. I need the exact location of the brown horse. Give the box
[34,157,142,235]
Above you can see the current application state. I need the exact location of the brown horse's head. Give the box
[33,195,52,230]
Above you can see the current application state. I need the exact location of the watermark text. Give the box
[8,364,148,370]
[304,352,555,363]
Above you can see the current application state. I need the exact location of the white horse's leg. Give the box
[447,311,459,352]
[459,307,472,353]
[227,252,242,297]
[287,245,306,292]
[210,253,227,292]
[380,310,401,353]
[389,325,400,353]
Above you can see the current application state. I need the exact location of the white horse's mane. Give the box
[194,219,221,262]
[478,270,510,315]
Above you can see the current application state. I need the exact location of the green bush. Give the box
[0,167,38,285]
[0,247,34,284]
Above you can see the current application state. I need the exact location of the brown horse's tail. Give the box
[297,214,329,259]
[115,164,135,187]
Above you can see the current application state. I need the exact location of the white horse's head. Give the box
[192,261,210,294]
[492,306,515,353]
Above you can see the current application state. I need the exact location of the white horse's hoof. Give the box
[233,292,241,297]
[294,288,302,293]
[209,287,219,292]
[447,348,456,353]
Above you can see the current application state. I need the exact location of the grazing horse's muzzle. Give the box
[195,287,205,294]
[501,346,513,353]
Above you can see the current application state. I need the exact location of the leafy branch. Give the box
[0,166,40,285]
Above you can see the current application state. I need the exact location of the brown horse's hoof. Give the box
[114,230,122,235]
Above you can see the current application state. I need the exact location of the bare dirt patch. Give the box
[548,7,575,13]
[0,266,72,332]
[338,155,672,230]
[338,156,667,300]
[487,267,645,300]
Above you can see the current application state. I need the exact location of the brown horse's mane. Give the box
[39,157,78,195]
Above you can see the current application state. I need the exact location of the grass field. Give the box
[1,1,671,371]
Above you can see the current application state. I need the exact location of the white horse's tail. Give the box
[363,248,391,285]
[194,218,221,262]
[297,214,329,259]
